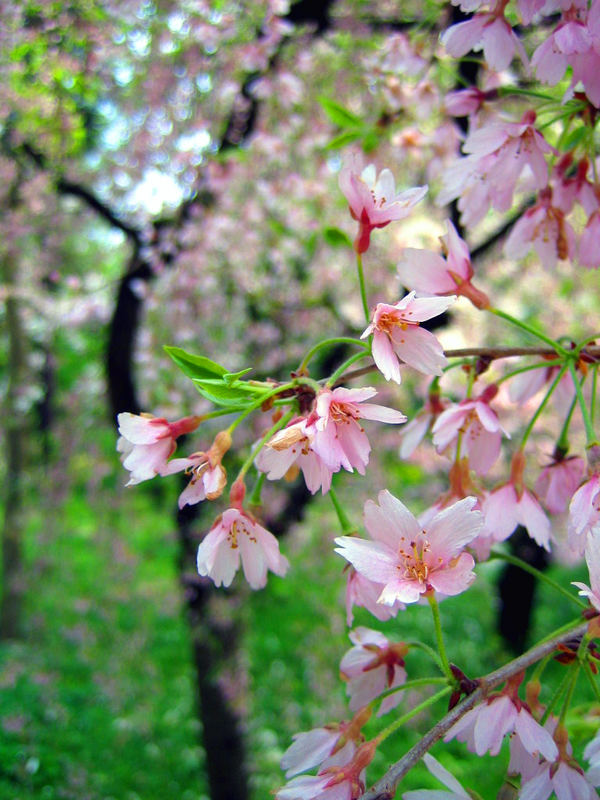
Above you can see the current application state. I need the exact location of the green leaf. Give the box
[223,368,253,385]
[361,129,380,154]
[322,227,353,249]
[562,126,588,152]
[318,97,361,129]
[325,130,362,150]
[164,346,228,381]
[193,379,261,408]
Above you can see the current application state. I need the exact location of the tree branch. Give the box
[359,619,592,800]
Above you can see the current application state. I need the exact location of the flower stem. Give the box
[375,687,452,745]
[568,360,598,447]
[248,471,267,506]
[541,666,574,725]
[228,382,296,435]
[236,409,295,481]
[520,363,568,448]
[558,664,580,728]
[496,359,564,386]
[488,307,569,355]
[489,550,587,609]
[428,595,453,680]
[327,350,372,387]
[329,486,356,534]
[356,252,370,324]
[298,337,370,374]
[584,661,600,703]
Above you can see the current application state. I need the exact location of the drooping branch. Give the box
[359,619,592,800]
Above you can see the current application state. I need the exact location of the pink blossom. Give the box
[531,6,591,86]
[335,492,482,605]
[482,481,551,550]
[361,293,454,384]
[441,6,528,72]
[403,753,471,799]
[432,386,508,475]
[520,760,598,800]
[398,220,489,310]
[280,727,356,779]
[445,676,558,761]
[340,627,408,716]
[116,412,200,485]
[276,741,376,800]
[585,729,600,784]
[345,568,404,626]
[568,473,600,555]
[196,507,288,589]
[338,162,427,253]
[256,417,334,494]
[438,112,555,227]
[162,430,231,508]
[504,189,576,270]
[572,529,600,611]
[399,392,448,459]
[535,455,585,514]
[444,87,488,118]
[552,156,599,216]
[310,387,406,476]
[508,362,575,413]
[578,210,600,270]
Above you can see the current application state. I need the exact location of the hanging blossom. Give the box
[398,388,448,459]
[361,292,455,384]
[445,673,558,762]
[335,491,482,605]
[535,453,586,515]
[340,627,408,716]
[572,529,600,611]
[579,210,600,270]
[441,0,529,73]
[568,468,600,555]
[280,707,371,779]
[310,387,407,476]
[437,111,555,229]
[196,480,289,590]
[276,740,377,800]
[519,724,599,800]
[397,220,490,310]
[432,384,508,475]
[117,412,201,486]
[344,567,405,626]
[338,161,427,254]
[256,416,334,494]
[504,187,576,271]
[482,451,551,550]
[163,430,231,508]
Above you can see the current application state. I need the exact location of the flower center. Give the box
[398,537,431,584]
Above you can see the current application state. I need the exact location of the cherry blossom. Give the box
[344,567,404,626]
[520,759,598,800]
[340,627,408,716]
[338,162,427,253]
[361,293,454,384]
[334,492,482,605]
[441,3,528,72]
[256,417,334,494]
[567,472,600,555]
[397,220,490,310]
[276,741,376,800]
[585,730,600,785]
[280,717,365,779]
[579,210,600,270]
[444,675,558,761]
[504,188,576,270]
[196,506,289,590]
[116,412,201,486]
[432,385,508,475]
[535,455,585,514]
[438,111,555,228]
[310,387,407,476]
[402,753,471,799]
[572,529,600,611]
[531,5,591,86]
[482,451,551,550]
[162,430,232,508]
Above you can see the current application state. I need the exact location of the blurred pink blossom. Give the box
[572,529,600,611]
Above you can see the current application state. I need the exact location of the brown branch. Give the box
[359,619,591,800]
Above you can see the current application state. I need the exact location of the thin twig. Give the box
[359,620,591,800]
